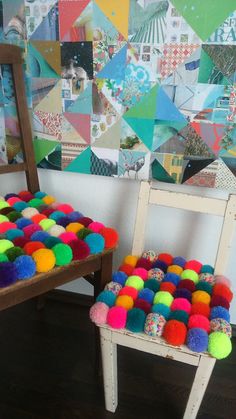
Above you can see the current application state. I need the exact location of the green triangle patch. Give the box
[33,138,59,164]
[64,146,91,174]
[124,84,159,119]
[151,158,175,183]
[198,48,230,85]
[123,118,154,150]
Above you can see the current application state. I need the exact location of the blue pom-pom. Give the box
[6,228,24,241]
[174,288,192,302]
[14,255,36,279]
[112,271,127,286]
[163,272,180,286]
[0,262,18,287]
[210,306,230,322]
[173,256,186,268]
[138,288,154,304]
[68,211,84,222]
[96,290,116,307]
[126,308,146,333]
[152,260,167,272]
[84,233,105,254]
[4,193,18,200]
[16,217,33,229]
[187,328,209,352]
[31,231,50,243]
[13,201,28,211]
[201,264,214,274]
[151,303,170,319]
[56,216,71,227]
[34,191,47,199]
[49,211,66,221]
[144,279,160,293]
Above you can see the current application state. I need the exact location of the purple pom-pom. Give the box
[0,262,18,287]
[187,328,209,353]
[173,256,186,268]
[174,288,192,302]
[68,211,84,222]
[56,216,71,228]
[152,260,168,272]
[14,255,36,279]
[4,193,19,200]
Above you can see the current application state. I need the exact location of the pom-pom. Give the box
[191,302,210,318]
[39,219,56,231]
[210,306,230,322]
[0,221,17,233]
[34,191,47,199]
[201,264,214,274]
[167,265,183,275]
[77,228,93,240]
[163,320,187,346]
[69,239,90,260]
[66,222,84,234]
[214,275,231,288]
[23,224,42,239]
[116,295,134,310]
[153,291,173,307]
[24,241,46,256]
[192,290,211,305]
[184,260,202,273]
[125,275,144,291]
[199,273,215,285]
[144,313,166,336]
[152,260,168,272]
[178,279,196,293]
[112,271,127,286]
[49,211,66,222]
[57,216,72,228]
[96,290,116,307]
[107,306,127,329]
[142,250,157,263]
[56,203,74,214]
[0,262,18,287]
[136,257,152,270]
[5,246,24,262]
[52,243,73,266]
[138,288,154,304]
[132,267,148,280]
[181,269,199,283]
[169,310,189,325]
[126,308,146,333]
[88,221,105,233]
[60,232,79,244]
[144,279,160,293]
[0,254,8,263]
[5,228,24,241]
[123,255,138,268]
[0,239,14,253]
[32,248,56,273]
[7,211,22,222]
[212,283,233,303]
[89,302,109,325]
[18,191,34,202]
[118,286,138,300]
[208,332,232,359]
[0,207,14,215]
[0,201,10,210]
[67,211,84,222]
[174,288,192,302]
[42,195,56,205]
[99,227,119,249]
[173,256,186,267]
[0,214,8,223]
[171,298,191,314]
[148,268,164,282]
[13,236,28,248]
[196,282,212,295]
[151,303,170,319]
[160,282,176,295]
[210,318,232,337]
[41,208,55,217]
[28,198,44,208]
[188,314,210,332]
[48,225,65,237]
[15,217,33,229]
[21,207,39,219]
[4,193,18,200]
[210,295,230,310]
[77,216,93,227]
[31,214,47,224]
[31,231,50,243]
[158,253,173,266]
[85,233,105,254]
[44,237,62,249]
[187,328,209,353]
[13,201,27,212]
[14,255,36,279]
[163,272,180,286]
[134,298,151,314]
[105,281,122,295]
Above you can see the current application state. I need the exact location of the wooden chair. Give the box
[99,181,236,418]
[0,44,114,311]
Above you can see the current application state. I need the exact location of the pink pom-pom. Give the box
[0,221,17,233]
[7,197,22,205]
[171,298,191,314]
[188,314,210,333]
[107,306,127,329]
[57,204,74,214]
[132,267,148,280]
[23,224,42,239]
[214,275,232,288]
[184,260,202,273]
[88,221,105,233]
[59,232,78,244]
[89,302,109,325]
[50,202,61,210]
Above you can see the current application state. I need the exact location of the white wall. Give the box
[1,170,236,323]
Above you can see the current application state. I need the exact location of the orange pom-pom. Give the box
[24,241,45,256]
[42,195,56,205]
[191,302,210,318]
[167,265,183,275]
[115,295,134,310]
[32,248,56,272]
[31,214,47,224]
[192,290,211,305]
[163,320,187,346]
[123,255,138,267]
[100,227,119,248]
[212,283,233,303]
[66,222,84,233]
[118,264,133,276]
[160,282,176,294]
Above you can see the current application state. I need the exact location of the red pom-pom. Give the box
[118,286,138,300]
[163,320,187,346]
[158,253,173,266]
[177,279,196,293]
[18,191,34,202]
[184,259,202,273]
[24,241,45,255]
[188,314,210,332]
[191,302,210,318]
[212,283,233,303]
[77,217,93,227]
[210,295,230,310]
[0,221,17,233]
[56,204,74,214]
[23,224,42,239]
[41,208,54,217]
[69,239,90,260]
[13,236,29,248]
[31,214,47,224]
[136,257,152,270]
[134,298,151,314]
[160,282,176,294]
[100,227,119,248]
[118,264,134,276]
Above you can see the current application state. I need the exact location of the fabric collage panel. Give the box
[0,0,235,190]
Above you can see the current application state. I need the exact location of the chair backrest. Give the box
[0,44,39,193]
[132,181,236,275]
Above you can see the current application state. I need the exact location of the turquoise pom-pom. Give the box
[201,264,214,274]
[126,308,146,333]
[84,233,105,254]
[144,279,160,293]
[196,281,212,295]
[49,211,66,221]
[12,201,28,211]
[44,236,62,249]
[6,228,24,241]
[151,303,170,319]
[169,309,189,325]
[96,290,116,307]
[34,191,47,199]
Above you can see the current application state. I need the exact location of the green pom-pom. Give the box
[52,243,73,266]
[39,219,56,231]
[0,253,9,262]
[0,201,10,210]
[153,291,173,306]
[44,237,62,249]
[126,308,146,333]
[7,211,22,222]
[169,310,189,325]
[144,279,160,293]
[5,246,25,262]
[196,281,212,295]
[125,275,144,291]
[208,332,232,359]
[0,215,8,223]
[77,228,93,239]
[151,303,170,319]
[28,198,44,208]
[0,239,14,253]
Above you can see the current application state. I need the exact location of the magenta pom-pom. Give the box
[132,267,148,280]
[22,224,42,239]
[136,257,152,270]
[57,204,74,214]
[88,221,104,233]
[171,298,191,314]
[59,231,78,244]
[107,306,127,329]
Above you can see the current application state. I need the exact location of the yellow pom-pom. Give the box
[123,255,138,267]
[192,290,211,305]
[115,295,134,310]
[42,195,56,205]
[66,222,84,234]
[32,249,56,273]
[167,265,183,275]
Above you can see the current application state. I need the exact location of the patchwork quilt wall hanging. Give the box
[0,0,236,189]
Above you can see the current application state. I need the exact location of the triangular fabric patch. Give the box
[31,78,58,108]
[31,41,61,76]
[64,146,91,174]
[33,138,59,164]
[96,44,128,80]
[28,43,60,78]
[64,113,90,144]
[182,159,215,183]
[191,121,225,156]
[58,0,91,40]
[61,2,93,41]
[156,88,187,122]
[198,48,230,85]
[124,118,154,150]
[124,85,159,120]
[61,115,87,144]
[30,3,59,41]
[151,158,175,183]
[26,0,57,39]
[34,80,62,114]
[202,45,236,80]
[94,0,130,39]
[152,121,188,152]
[93,119,121,149]
[67,83,92,114]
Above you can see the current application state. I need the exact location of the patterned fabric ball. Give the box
[148,268,164,282]
[199,273,215,285]
[105,281,123,295]
[142,250,157,263]
[210,318,232,338]
[144,313,166,337]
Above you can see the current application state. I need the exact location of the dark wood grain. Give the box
[0,163,26,174]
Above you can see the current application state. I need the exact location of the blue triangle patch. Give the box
[96,44,128,81]
[67,83,92,114]
[156,87,187,122]
[124,117,154,150]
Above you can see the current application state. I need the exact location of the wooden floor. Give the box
[0,294,235,419]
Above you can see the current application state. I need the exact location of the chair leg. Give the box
[183,356,216,419]
[94,252,113,301]
[100,328,118,413]
[36,294,46,311]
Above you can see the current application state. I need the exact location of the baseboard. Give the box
[46,289,93,307]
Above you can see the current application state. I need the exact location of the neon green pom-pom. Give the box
[153,291,173,307]
[0,253,9,262]
[0,215,9,224]
[0,201,10,210]
[52,243,73,266]
[181,269,199,284]
[125,275,144,291]
[0,239,14,253]
[39,219,56,231]
[28,198,44,208]
[208,332,232,359]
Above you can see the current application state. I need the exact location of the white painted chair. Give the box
[99,181,236,418]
